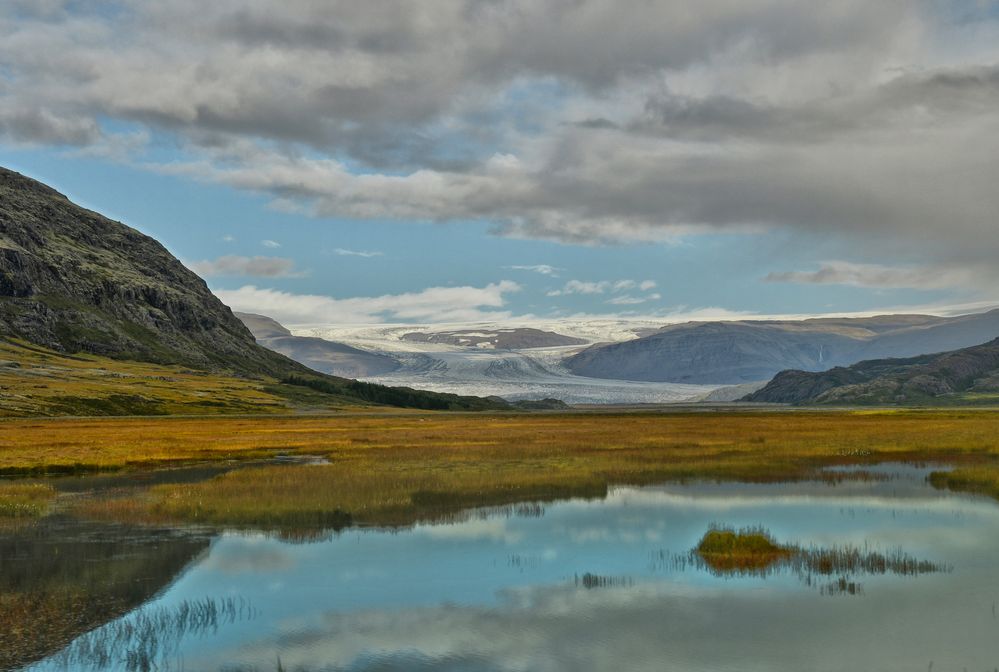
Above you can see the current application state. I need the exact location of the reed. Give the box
[0,482,56,519]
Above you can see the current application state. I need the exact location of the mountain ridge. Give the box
[744,338,999,405]
[564,310,999,384]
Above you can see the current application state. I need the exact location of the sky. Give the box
[1,1,998,326]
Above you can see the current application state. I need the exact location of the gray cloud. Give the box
[764,261,981,290]
[188,255,299,278]
[1,0,998,270]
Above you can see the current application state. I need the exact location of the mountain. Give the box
[744,338,999,405]
[296,321,720,404]
[0,166,296,376]
[563,312,999,385]
[236,312,401,378]
[0,167,504,413]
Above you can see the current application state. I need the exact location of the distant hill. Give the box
[0,167,504,413]
[744,338,999,405]
[236,312,401,378]
[564,312,999,385]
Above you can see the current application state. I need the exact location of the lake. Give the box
[10,464,999,671]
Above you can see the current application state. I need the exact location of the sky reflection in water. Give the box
[29,466,999,672]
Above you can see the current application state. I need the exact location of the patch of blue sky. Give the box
[932,0,999,25]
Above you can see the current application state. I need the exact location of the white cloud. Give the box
[548,280,610,297]
[507,264,562,277]
[548,279,659,297]
[215,281,522,325]
[333,248,383,258]
[261,239,281,248]
[607,293,661,306]
[187,255,299,278]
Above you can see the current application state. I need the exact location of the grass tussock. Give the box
[927,466,999,500]
[695,526,792,572]
[690,525,947,581]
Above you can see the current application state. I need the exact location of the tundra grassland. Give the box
[1,409,997,530]
[0,338,370,418]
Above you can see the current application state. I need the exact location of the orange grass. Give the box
[4,408,987,529]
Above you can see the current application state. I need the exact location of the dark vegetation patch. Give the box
[281,374,509,411]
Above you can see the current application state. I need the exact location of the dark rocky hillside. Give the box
[0,167,293,375]
[744,338,999,405]
[0,167,503,411]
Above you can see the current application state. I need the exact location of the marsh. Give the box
[6,464,999,672]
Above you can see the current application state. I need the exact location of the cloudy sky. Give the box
[2,1,998,325]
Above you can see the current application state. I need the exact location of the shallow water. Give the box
[18,465,999,671]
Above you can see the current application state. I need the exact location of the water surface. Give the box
[18,466,999,671]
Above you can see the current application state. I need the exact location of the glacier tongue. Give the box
[290,321,721,404]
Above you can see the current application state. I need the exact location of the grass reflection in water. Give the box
[47,596,256,672]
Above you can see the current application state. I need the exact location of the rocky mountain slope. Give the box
[236,312,400,378]
[744,338,999,405]
[0,167,294,376]
[0,167,503,412]
[564,312,999,385]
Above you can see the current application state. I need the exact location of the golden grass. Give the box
[0,338,364,418]
[4,408,984,529]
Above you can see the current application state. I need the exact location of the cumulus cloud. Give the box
[187,255,299,278]
[2,0,999,269]
[215,281,521,325]
[261,239,281,248]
